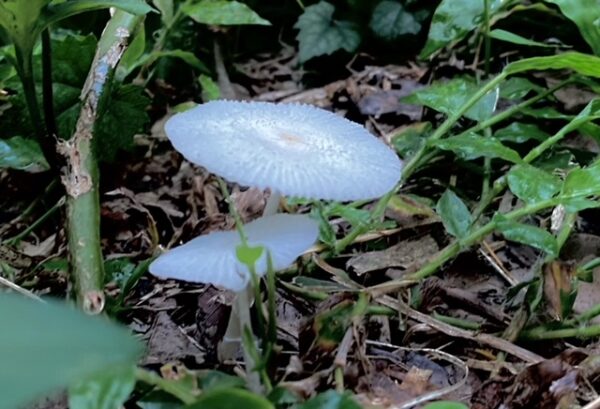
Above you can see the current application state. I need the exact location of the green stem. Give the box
[62,11,142,313]
[483,0,491,76]
[41,29,58,139]
[3,196,64,245]
[14,44,44,140]
[135,368,197,404]
[519,324,600,341]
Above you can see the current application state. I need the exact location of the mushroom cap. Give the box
[149,214,319,291]
[165,101,403,201]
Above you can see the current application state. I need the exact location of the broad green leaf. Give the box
[69,366,136,409]
[431,133,522,163]
[494,123,549,143]
[507,164,561,203]
[404,77,497,122]
[297,391,361,409]
[495,217,558,256]
[184,387,274,409]
[562,161,600,197]
[198,74,221,101]
[546,0,600,55]
[182,0,270,26]
[294,1,361,63]
[0,136,49,171]
[423,402,469,409]
[499,77,544,100]
[420,0,502,58]
[200,370,245,391]
[489,29,554,48]
[505,52,600,78]
[370,1,421,40]
[0,294,142,409]
[135,49,209,73]
[436,189,472,239]
[0,0,50,56]
[236,244,265,268]
[561,197,600,212]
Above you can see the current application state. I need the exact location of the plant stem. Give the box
[3,196,65,245]
[519,324,600,340]
[135,368,197,404]
[59,11,142,313]
[41,29,58,139]
[483,0,491,76]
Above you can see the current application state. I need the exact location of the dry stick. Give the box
[57,11,143,314]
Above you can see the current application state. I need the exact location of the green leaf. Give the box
[505,52,600,78]
[153,0,174,25]
[297,391,361,409]
[182,0,270,26]
[0,136,49,171]
[198,74,221,101]
[117,23,146,80]
[0,294,142,409]
[489,29,554,48]
[184,387,274,409]
[294,1,361,63]
[507,164,562,204]
[370,1,421,40]
[431,133,522,163]
[420,0,502,58]
[423,402,469,409]
[391,122,431,157]
[404,77,497,122]
[0,0,50,56]
[546,0,600,55]
[69,366,136,409]
[494,122,549,143]
[95,84,150,162]
[495,216,558,256]
[562,161,600,197]
[499,77,544,100]
[135,49,209,73]
[45,0,153,27]
[236,244,265,268]
[436,189,472,239]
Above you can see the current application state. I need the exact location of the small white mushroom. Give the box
[149,214,318,291]
[165,101,403,202]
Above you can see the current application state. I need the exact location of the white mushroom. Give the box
[165,100,403,203]
[149,214,318,291]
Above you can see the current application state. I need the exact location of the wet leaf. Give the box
[546,0,600,56]
[0,294,142,409]
[495,216,558,256]
[436,189,472,239]
[297,390,361,409]
[184,387,274,409]
[294,1,361,63]
[0,136,49,171]
[431,133,522,163]
[68,366,136,409]
[490,29,554,48]
[562,161,600,197]
[420,0,502,58]
[182,0,270,26]
[507,164,562,204]
[494,122,549,143]
[404,77,497,122]
[370,1,421,40]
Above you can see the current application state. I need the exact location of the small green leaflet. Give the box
[495,216,558,256]
[198,74,221,101]
[0,136,49,171]
[182,0,270,26]
[294,1,361,63]
[431,133,522,163]
[436,189,472,239]
[236,243,265,269]
[562,161,600,197]
[507,164,561,204]
[370,1,421,40]
[494,122,549,143]
[489,29,554,48]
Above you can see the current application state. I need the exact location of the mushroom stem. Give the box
[263,189,281,216]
